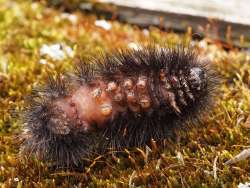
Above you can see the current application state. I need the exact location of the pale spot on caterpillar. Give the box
[123,79,133,90]
[92,87,102,99]
[100,103,113,116]
[106,82,117,92]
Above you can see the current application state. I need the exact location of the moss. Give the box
[0,0,249,187]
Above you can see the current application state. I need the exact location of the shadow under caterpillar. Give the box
[20,46,219,167]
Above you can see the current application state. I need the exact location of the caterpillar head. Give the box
[188,67,207,91]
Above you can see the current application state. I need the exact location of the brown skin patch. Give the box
[54,82,118,131]
[54,72,189,132]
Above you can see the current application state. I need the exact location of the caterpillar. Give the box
[20,46,218,167]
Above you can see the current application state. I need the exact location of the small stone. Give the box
[40,43,74,61]
[128,42,141,50]
[95,20,112,30]
[238,182,250,188]
[61,13,78,25]
[39,59,47,65]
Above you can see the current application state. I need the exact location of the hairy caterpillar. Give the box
[21,47,218,167]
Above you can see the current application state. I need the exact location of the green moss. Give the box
[0,0,249,187]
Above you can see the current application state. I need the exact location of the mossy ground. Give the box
[0,0,249,187]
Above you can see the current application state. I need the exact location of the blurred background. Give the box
[47,0,250,48]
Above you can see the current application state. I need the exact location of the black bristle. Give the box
[21,46,219,167]
[21,76,95,167]
[99,47,218,149]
